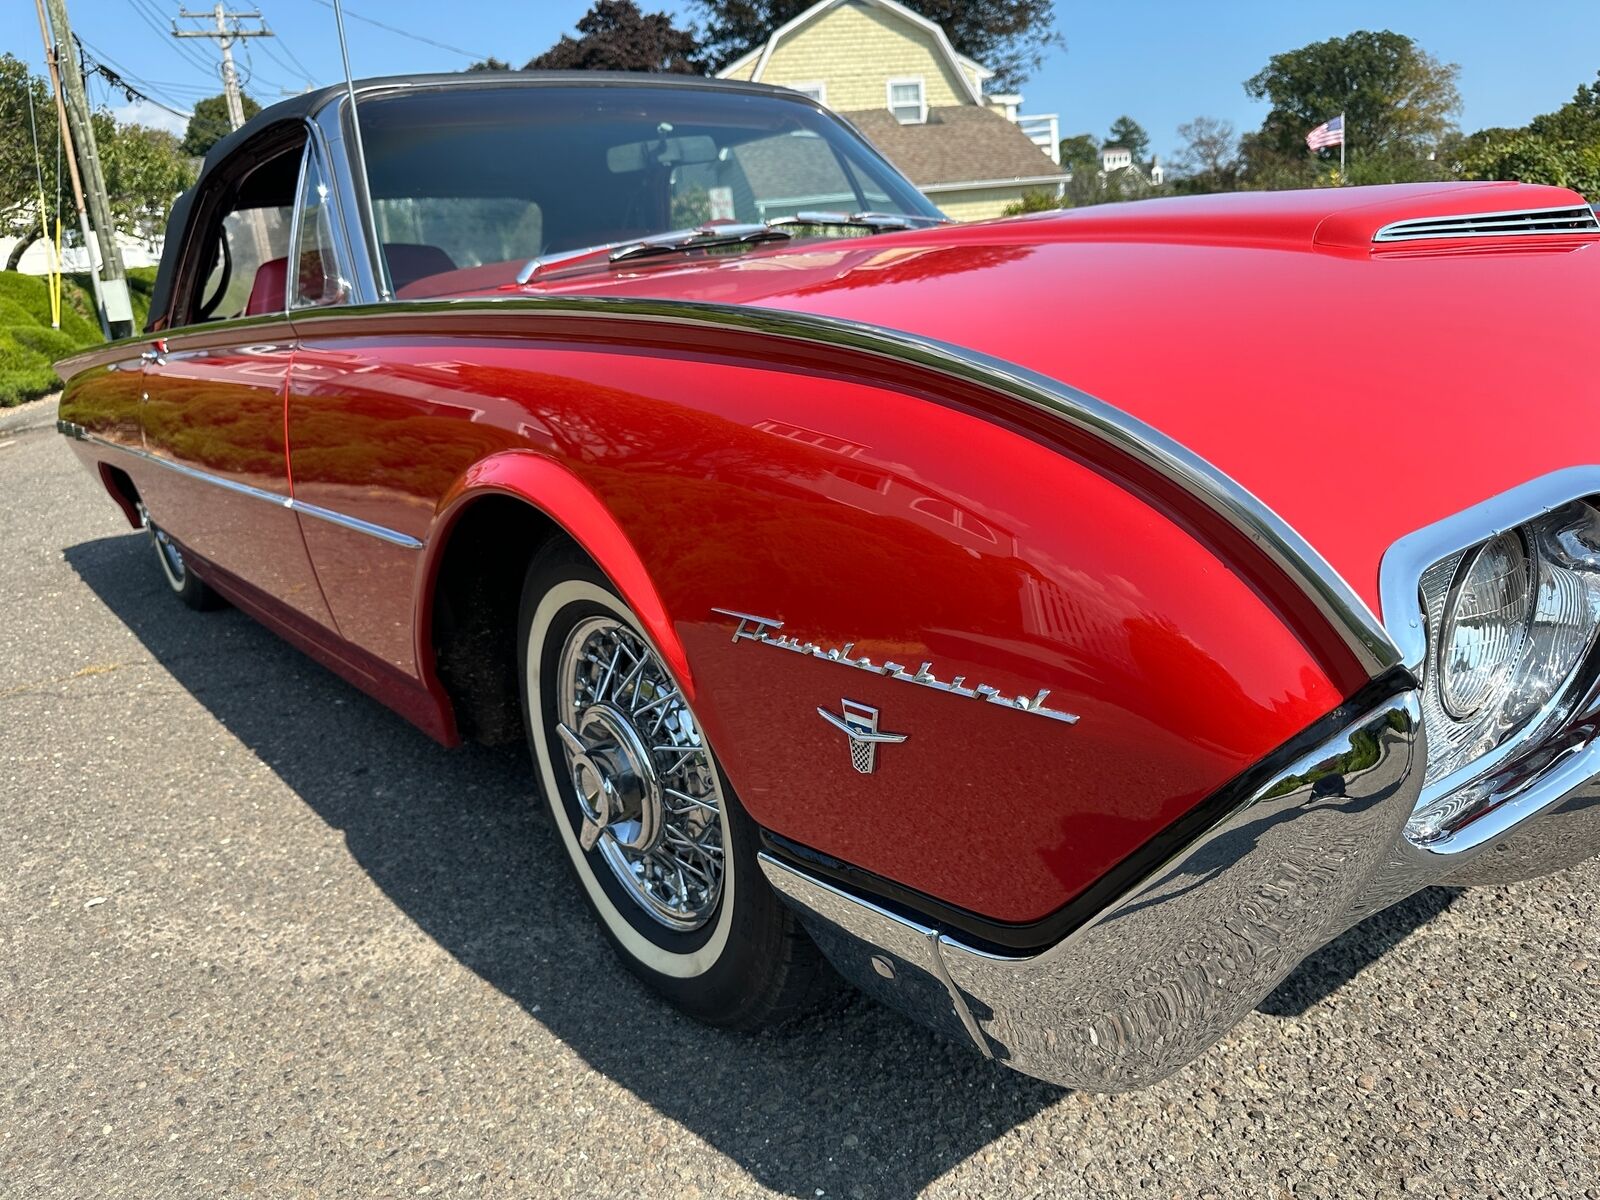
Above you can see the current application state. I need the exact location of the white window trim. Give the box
[786,80,828,107]
[886,76,927,125]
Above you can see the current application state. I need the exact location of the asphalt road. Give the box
[3,395,1598,1199]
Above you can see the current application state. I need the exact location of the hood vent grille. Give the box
[1374,205,1600,243]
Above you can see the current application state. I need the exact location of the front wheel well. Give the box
[428,495,567,745]
[97,462,144,529]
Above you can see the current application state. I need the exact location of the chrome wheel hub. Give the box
[555,616,726,931]
[557,703,664,856]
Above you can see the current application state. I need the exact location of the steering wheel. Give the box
[197,231,233,321]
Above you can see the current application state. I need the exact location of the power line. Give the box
[239,42,292,94]
[255,35,316,88]
[76,32,198,115]
[306,0,488,62]
[266,28,318,84]
[123,0,218,78]
[172,5,275,130]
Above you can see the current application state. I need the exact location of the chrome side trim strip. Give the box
[61,294,1398,675]
[289,497,425,548]
[71,430,424,550]
[764,692,1425,1090]
[273,295,1396,679]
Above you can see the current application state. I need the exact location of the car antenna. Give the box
[331,0,391,301]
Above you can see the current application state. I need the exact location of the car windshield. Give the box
[355,83,945,295]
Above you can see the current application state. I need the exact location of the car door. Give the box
[139,127,335,631]
[281,152,522,680]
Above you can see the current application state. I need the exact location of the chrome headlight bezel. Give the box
[1381,472,1600,844]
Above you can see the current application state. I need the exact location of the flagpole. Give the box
[1340,112,1346,183]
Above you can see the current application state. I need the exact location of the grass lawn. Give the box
[0,267,157,407]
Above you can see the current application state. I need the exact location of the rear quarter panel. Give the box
[288,320,1344,923]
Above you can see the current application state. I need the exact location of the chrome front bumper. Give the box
[761,686,1600,1090]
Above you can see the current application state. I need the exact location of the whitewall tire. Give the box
[518,543,832,1028]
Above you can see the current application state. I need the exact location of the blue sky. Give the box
[8,1,1596,159]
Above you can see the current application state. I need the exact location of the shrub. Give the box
[0,270,106,407]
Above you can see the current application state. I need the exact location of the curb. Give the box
[0,393,63,438]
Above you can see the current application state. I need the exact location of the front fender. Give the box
[422,449,693,698]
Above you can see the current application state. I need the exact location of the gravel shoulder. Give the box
[2,414,1597,1199]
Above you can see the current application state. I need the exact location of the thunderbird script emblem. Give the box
[817,700,907,774]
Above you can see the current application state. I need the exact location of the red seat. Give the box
[245,257,288,316]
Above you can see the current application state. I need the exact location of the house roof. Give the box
[717,0,986,105]
[843,106,1067,189]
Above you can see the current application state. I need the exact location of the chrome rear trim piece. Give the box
[70,430,424,550]
[1373,204,1600,243]
[764,692,1426,1090]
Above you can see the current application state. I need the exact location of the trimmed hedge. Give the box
[0,266,158,407]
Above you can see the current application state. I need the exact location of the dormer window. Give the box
[887,78,926,125]
[789,80,828,106]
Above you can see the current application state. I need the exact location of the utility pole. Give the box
[40,0,133,339]
[32,0,105,337]
[173,5,273,132]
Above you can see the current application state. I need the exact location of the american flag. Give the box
[1306,115,1345,150]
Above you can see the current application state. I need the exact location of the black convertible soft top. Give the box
[147,71,804,330]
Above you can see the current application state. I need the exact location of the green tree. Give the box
[529,0,703,72]
[100,122,195,245]
[1000,187,1064,216]
[181,92,261,158]
[1458,130,1600,194]
[1105,115,1149,162]
[2,54,69,269]
[1,55,62,239]
[1453,72,1600,192]
[693,0,1062,92]
[1242,31,1459,185]
[1056,132,1099,177]
[1529,70,1600,143]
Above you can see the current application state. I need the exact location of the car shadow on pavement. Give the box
[67,532,1064,1199]
[1258,886,1463,1017]
[66,533,1474,1196]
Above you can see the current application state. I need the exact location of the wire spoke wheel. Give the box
[555,616,725,931]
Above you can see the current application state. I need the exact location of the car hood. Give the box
[503,181,1600,621]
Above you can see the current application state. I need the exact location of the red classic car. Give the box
[55,72,1600,1090]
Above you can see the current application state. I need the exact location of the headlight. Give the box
[1437,530,1533,720]
[1413,501,1600,840]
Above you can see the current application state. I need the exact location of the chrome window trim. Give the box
[72,431,423,551]
[283,138,312,315]
[288,123,358,313]
[313,98,384,307]
[1373,204,1600,243]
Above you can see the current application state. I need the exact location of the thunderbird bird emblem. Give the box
[817,700,907,774]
